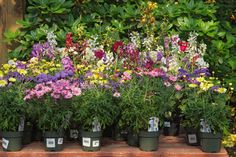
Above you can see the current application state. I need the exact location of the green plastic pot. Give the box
[23,123,33,145]
[185,128,199,146]
[44,131,64,151]
[81,130,102,151]
[163,120,180,136]
[2,131,23,151]
[127,133,138,147]
[139,131,159,151]
[200,132,222,153]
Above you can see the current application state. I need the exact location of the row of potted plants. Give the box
[0,31,232,152]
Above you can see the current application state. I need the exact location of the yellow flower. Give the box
[0,71,3,77]
[124,70,132,75]
[217,88,227,93]
[189,84,198,88]
[9,77,16,82]
[56,64,61,68]
[3,64,10,70]
[229,83,233,86]
[17,69,27,75]
[0,80,7,87]
[196,77,205,82]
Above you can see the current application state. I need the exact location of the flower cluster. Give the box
[24,79,81,100]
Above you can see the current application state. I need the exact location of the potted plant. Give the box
[119,75,160,151]
[72,85,119,151]
[24,79,81,151]
[181,77,231,152]
[0,80,27,151]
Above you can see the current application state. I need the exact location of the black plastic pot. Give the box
[44,131,64,151]
[139,131,159,151]
[23,123,33,145]
[185,128,199,146]
[163,120,180,136]
[81,130,102,151]
[2,131,23,151]
[112,124,127,141]
[127,133,138,147]
[200,132,222,153]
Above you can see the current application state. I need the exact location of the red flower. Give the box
[66,33,73,48]
[94,49,105,59]
[144,59,154,70]
[179,41,188,52]
[113,41,124,53]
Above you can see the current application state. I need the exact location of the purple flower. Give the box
[157,51,163,61]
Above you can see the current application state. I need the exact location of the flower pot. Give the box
[200,132,222,153]
[23,123,33,145]
[163,120,180,136]
[2,131,23,151]
[44,131,64,151]
[139,131,159,151]
[81,130,102,151]
[112,124,127,141]
[185,128,199,146]
[127,133,138,147]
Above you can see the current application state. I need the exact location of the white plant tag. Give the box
[58,138,63,145]
[70,129,79,139]
[164,121,171,127]
[188,134,197,144]
[2,138,9,149]
[82,137,91,147]
[92,140,99,147]
[92,117,101,132]
[46,138,55,148]
[18,116,25,131]
[148,117,159,132]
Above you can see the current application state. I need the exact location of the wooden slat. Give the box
[0,0,25,64]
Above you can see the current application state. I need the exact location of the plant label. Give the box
[58,138,63,145]
[82,137,91,147]
[92,118,101,132]
[92,140,99,147]
[18,116,25,131]
[148,117,159,132]
[164,121,171,127]
[188,134,197,144]
[70,129,79,139]
[200,119,211,133]
[2,138,9,149]
[46,138,55,148]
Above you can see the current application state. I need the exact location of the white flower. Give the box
[196,57,209,68]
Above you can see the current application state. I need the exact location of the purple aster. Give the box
[157,51,163,61]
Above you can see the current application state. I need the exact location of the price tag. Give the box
[164,121,171,127]
[2,138,9,149]
[82,138,91,147]
[46,138,55,148]
[70,129,79,139]
[92,118,101,132]
[188,134,197,144]
[148,117,159,132]
[18,116,25,131]
[92,140,99,147]
[58,138,63,145]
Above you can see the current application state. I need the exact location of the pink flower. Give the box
[64,93,73,99]
[72,88,82,96]
[174,84,182,91]
[164,81,171,87]
[169,75,177,82]
[113,92,121,98]
[51,93,60,99]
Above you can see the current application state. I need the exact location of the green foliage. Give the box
[118,75,160,134]
[181,88,230,134]
[0,83,27,131]
[29,97,73,132]
[72,86,119,131]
